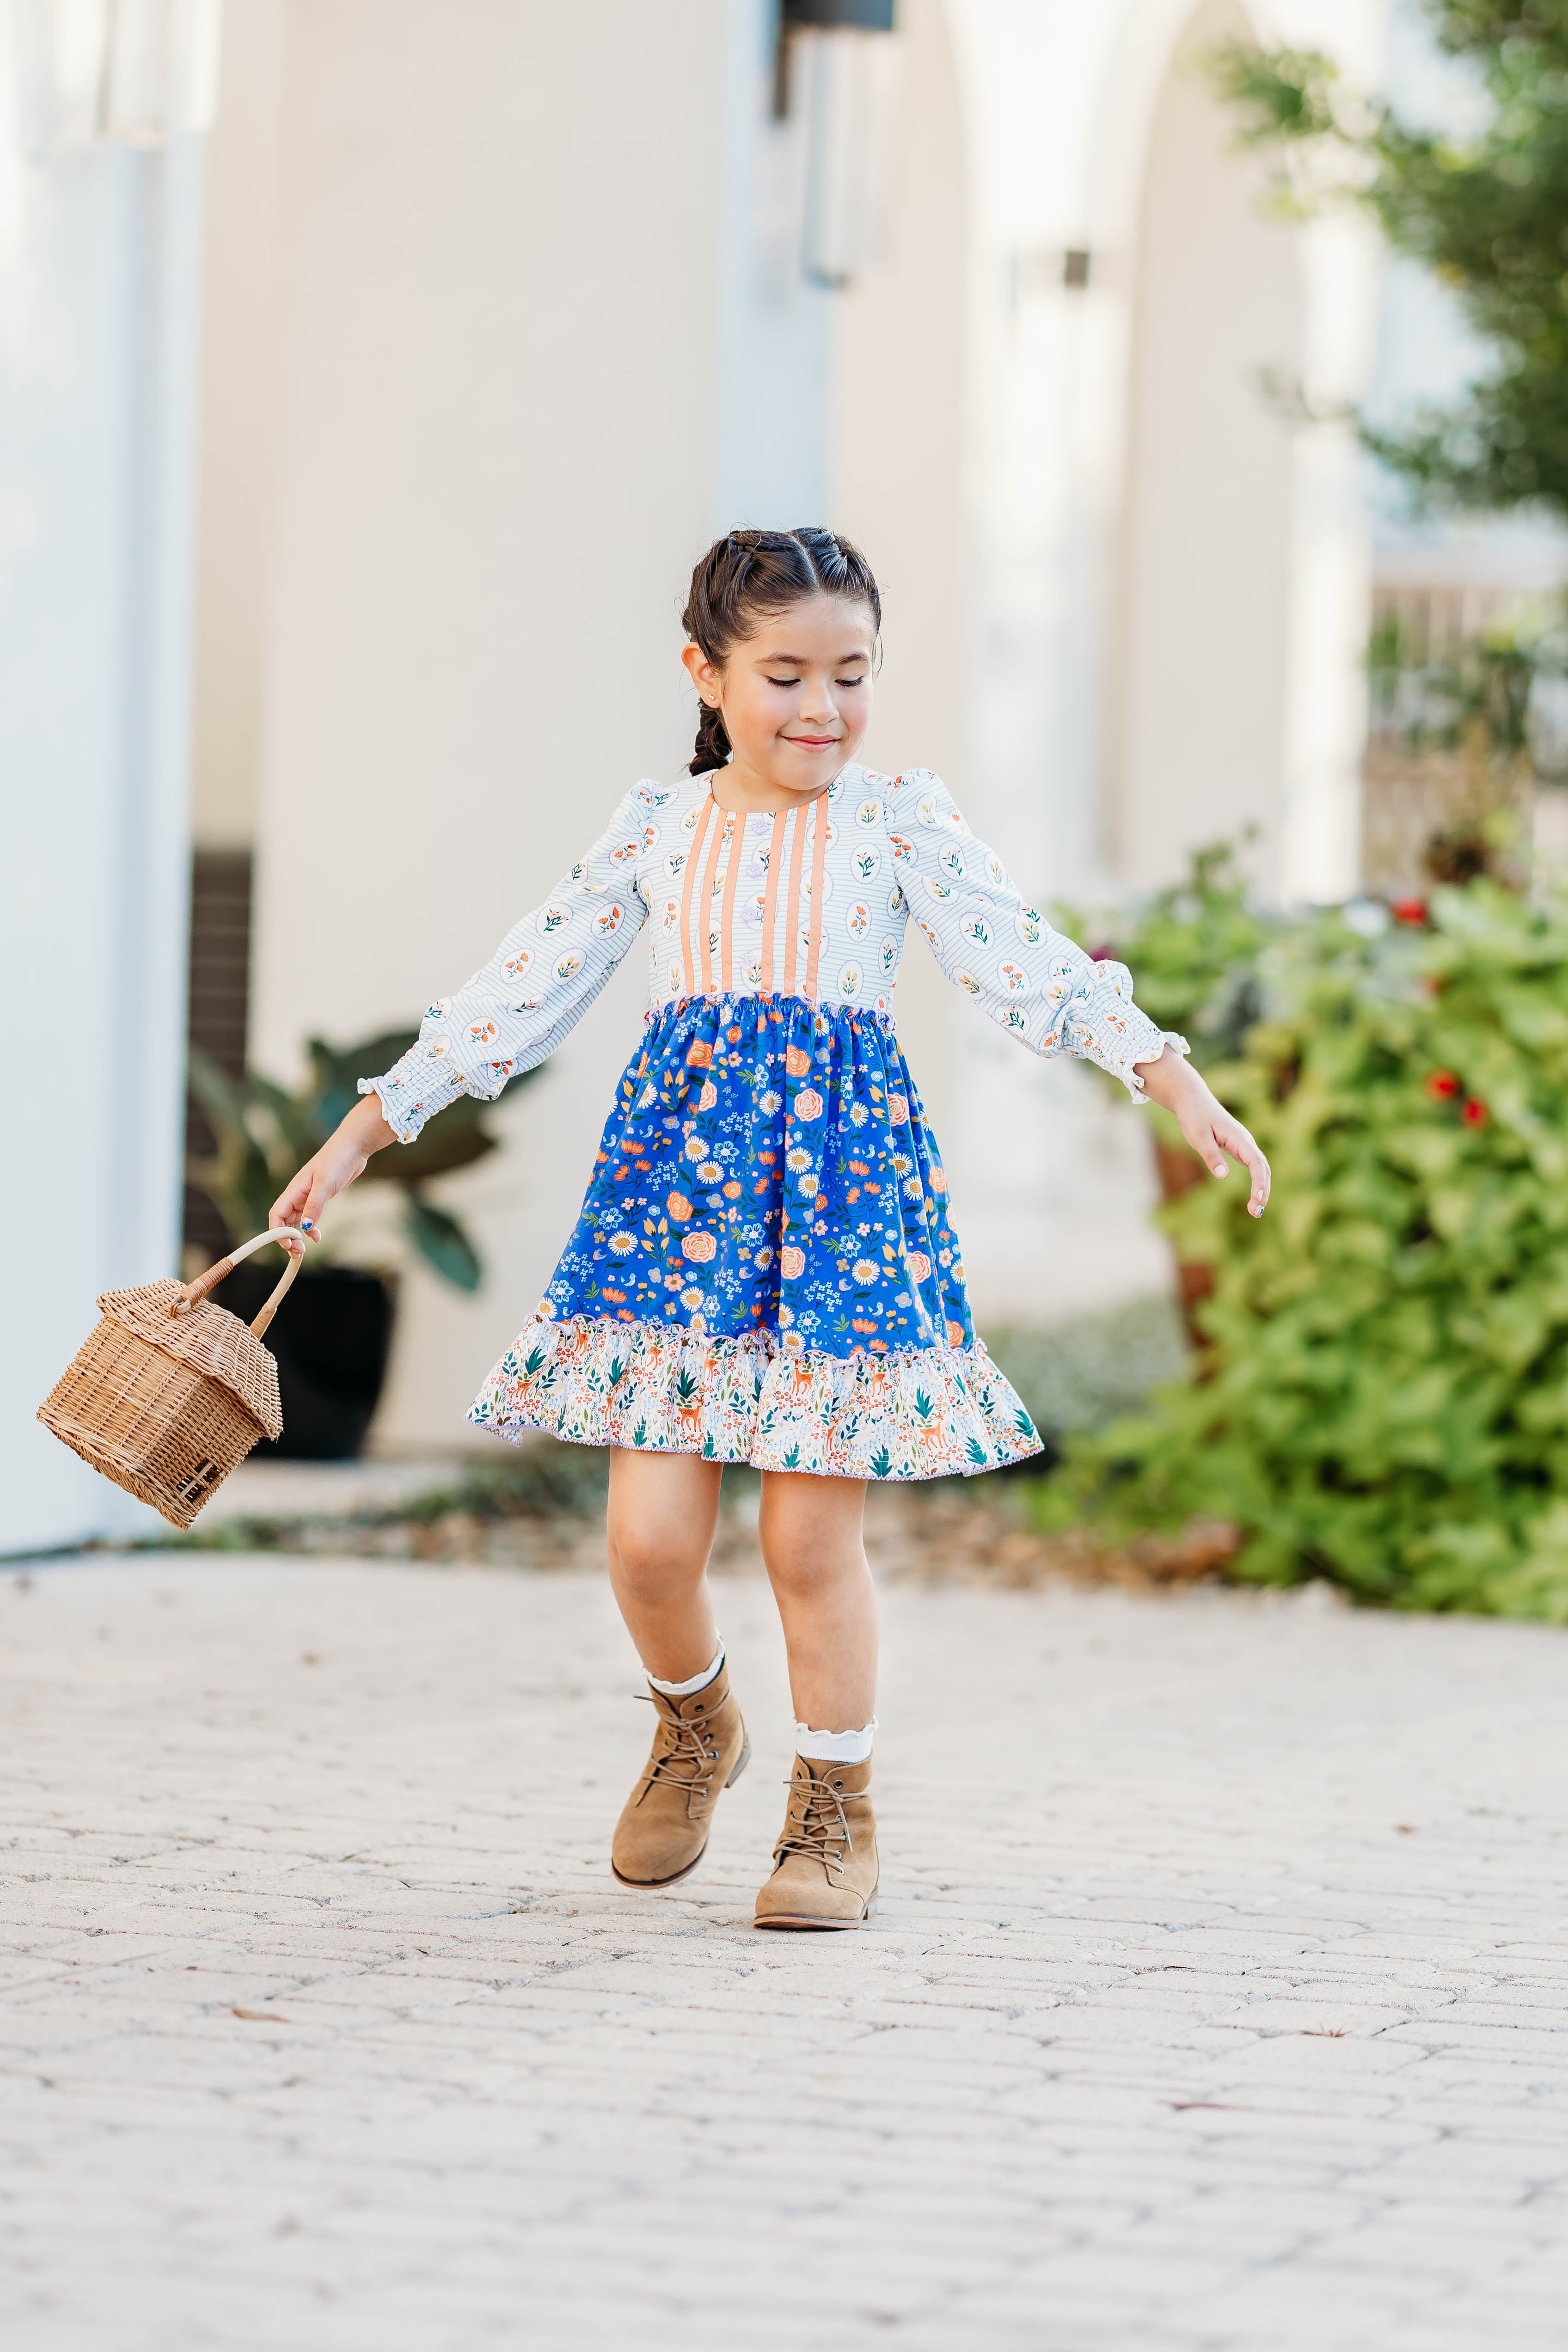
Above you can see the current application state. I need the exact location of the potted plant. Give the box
[187,1032,538,1458]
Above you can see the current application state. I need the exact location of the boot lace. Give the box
[773,1770,854,1881]
[635,1697,719,1802]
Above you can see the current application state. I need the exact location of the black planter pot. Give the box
[215,1262,397,1460]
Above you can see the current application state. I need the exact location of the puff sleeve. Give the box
[889,770,1186,1098]
[362,782,654,1142]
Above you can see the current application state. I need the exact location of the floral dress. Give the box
[364,765,1184,1480]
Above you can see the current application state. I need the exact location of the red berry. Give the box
[1390,897,1429,926]
[1461,1098,1489,1128]
[1425,1070,1460,1101]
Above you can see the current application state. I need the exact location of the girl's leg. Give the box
[754,1470,879,1930]
[605,1447,724,1681]
[606,1448,747,1892]
[757,1471,876,1733]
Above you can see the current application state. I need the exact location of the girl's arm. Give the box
[269,1093,398,1257]
[1133,1042,1270,1219]
[890,769,1269,1215]
[269,781,656,1251]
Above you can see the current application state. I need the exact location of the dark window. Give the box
[184,848,253,1264]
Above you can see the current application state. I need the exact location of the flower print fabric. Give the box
[467,994,1037,1477]
[364,764,1187,1480]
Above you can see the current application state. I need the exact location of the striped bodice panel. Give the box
[659,789,845,1009]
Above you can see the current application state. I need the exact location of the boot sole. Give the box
[610,1735,752,1891]
[612,1847,708,1890]
[753,1890,879,1932]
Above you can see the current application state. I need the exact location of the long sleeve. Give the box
[889,770,1185,1098]
[362,781,655,1142]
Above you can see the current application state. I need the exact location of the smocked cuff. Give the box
[359,1045,469,1143]
[1125,1030,1190,1102]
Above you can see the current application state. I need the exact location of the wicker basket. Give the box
[37,1229,308,1531]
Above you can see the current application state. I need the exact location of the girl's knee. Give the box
[762,1532,866,1604]
[606,1515,705,1602]
[758,1478,866,1582]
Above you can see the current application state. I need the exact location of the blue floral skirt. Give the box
[469,992,1041,1479]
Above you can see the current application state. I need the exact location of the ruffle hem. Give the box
[469,1314,1041,1482]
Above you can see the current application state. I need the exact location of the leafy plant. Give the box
[188,1030,539,1292]
[1215,6,1568,522]
[1068,839,1279,1071]
[1038,881,1568,1618]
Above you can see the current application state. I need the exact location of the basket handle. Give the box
[172,1228,310,1340]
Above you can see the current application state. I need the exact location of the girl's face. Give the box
[682,591,876,807]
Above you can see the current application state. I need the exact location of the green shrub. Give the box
[1041,881,1568,1618]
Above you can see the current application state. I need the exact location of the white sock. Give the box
[795,1717,876,1765]
[645,1642,724,1698]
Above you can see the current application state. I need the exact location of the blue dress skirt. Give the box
[468,992,1042,1479]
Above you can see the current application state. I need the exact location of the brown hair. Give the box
[681,527,881,774]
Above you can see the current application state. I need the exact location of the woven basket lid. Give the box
[97,1279,285,1442]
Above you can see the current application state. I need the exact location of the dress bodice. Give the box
[363,763,1183,1142]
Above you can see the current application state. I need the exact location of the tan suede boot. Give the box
[753,1754,878,1929]
[611,1662,749,1888]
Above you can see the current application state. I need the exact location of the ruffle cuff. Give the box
[359,1042,470,1143]
[1124,1029,1191,1103]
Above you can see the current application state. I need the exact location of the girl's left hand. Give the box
[1134,1047,1271,1219]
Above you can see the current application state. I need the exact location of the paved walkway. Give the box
[3,1554,1567,2351]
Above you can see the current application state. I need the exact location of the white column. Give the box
[0,86,207,1552]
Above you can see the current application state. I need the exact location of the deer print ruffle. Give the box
[470,1321,1036,1480]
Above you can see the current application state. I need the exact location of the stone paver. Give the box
[2,1553,1567,2350]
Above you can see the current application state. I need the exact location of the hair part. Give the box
[681,526,881,775]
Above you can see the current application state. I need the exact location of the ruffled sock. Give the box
[794,1716,876,1765]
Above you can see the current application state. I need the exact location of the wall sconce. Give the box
[780,0,902,291]
[19,0,222,153]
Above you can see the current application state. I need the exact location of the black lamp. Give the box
[782,2,897,25]
[775,0,902,287]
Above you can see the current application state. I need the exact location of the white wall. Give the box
[217,0,841,1448]
[0,53,207,1549]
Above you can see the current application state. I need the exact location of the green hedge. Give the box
[1041,880,1568,1618]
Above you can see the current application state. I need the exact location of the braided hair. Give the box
[681,527,882,775]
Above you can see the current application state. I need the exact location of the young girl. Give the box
[271,527,1270,1930]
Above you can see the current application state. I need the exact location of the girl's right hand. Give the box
[270,1095,399,1257]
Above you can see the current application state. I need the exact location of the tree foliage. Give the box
[1219,3,1568,518]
